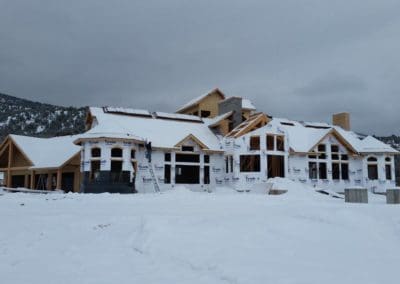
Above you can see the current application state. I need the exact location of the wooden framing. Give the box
[227,113,270,138]
[175,134,209,150]
[308,129,358,155]
[0,135,81,192]
[176,88,226,118]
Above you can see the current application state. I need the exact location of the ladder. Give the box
[145,150,160,193]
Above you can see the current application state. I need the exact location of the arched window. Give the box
[385,156,392,180]
[367,156,378,180]
[91,147,101,158]
[111,148,123,158]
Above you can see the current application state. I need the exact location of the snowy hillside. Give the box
[1,185,400,284]
[0,92,87,141]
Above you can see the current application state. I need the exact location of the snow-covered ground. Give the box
[1,183,400,284]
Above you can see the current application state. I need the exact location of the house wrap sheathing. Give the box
[1,88,398,193]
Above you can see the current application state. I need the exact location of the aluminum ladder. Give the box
[145,150,160,193]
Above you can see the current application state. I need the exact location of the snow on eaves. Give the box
[203,111,233,127]
[10,135,81,169]
[242,99,256,110]
[79,107,223,151]
[176,89,223,113]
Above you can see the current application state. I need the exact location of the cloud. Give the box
[295,74,367,97]
[0,0,400,135]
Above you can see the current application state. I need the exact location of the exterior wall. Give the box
[221,129,289,191]
[198,92,224,118]
[178,92,224,118]
[80,138,225,193]
[361,154,396,193]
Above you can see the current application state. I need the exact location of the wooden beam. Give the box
[56,168,62,190]
[0,166,31,171]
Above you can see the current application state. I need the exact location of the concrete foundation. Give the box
[386,189,400,204]
[345,187,368,203]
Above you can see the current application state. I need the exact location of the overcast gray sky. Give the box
[1,0,399,135]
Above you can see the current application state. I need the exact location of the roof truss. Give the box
[226,113,270,138]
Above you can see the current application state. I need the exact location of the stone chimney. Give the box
[332,112,350,131]
[218,97,243,129]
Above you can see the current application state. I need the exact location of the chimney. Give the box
[332,112,350,131]
[218,97,243,129]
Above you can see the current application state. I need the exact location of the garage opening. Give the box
[175,165,200,184]
[267,155,285,178]
[11,175,25,188]
[62,172,75,192]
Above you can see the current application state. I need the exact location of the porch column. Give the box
[24,175,29,188]
[30,171,35,189]
[6,140,12,187]
[46,171,52,190]
[56,168,62,190]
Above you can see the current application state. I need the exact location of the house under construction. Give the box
[0,88,398,193]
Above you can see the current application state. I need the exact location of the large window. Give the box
[308,144,327,180]
[266,135,274,151]
[250,136,260,150]
[367,157,378,180]
[267,155,285,178]
[111,148,123,158]
[176,154,200,163]
[91,148,101,158]
[266,134,285,151]
[225,155,233,173]
[164,153,171,184]
[331,145,349,181]
[90,160,101,181]
[204,155,210,184]
[276,136,285,151]
[240,155,260,172]
[164,164,171,184]
[385,157,392,180]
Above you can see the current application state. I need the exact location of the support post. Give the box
[24,175,29,188]
[6,140,12,187]
[46,172,52,190]
[30,171,35,189]
[56,168,62,190]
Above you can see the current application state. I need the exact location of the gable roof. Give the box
[77,107,222,151]
[247,118,398,154]
[9,135,81,169]
[176,88,225,113]
[227,113,270,138]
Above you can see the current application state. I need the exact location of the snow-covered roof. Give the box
[10,135,81,169]
[242,99,256,110]
[358,136,398,154]
[243,117,398,154]
[154,112,202,122]
[203,111,233,127]
[176,88,225,113]
[78,107,222,151]
[103,107,152,117]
